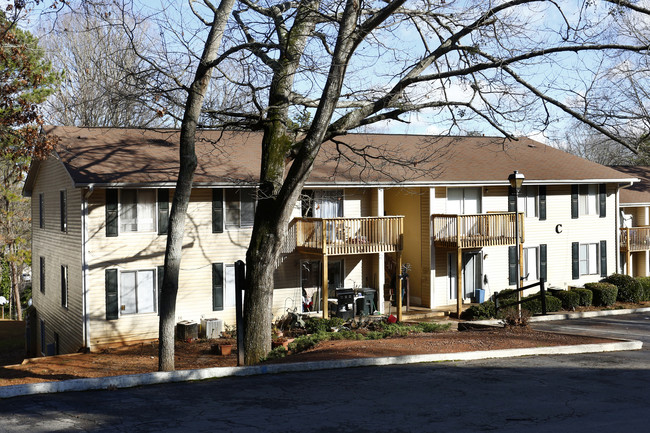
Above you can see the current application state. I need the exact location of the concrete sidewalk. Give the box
[1,307,647,400]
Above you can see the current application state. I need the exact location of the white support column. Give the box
[377,188,385,313]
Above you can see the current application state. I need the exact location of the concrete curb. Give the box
[470,306,650,326]
[0,338,641,399]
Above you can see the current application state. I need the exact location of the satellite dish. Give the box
[0,296,8,305]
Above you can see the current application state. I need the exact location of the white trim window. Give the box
[579,243,599,275]
[120,189,156,233]
[120,269,156,314]
[523,247,539,281]
[518,186,538,218]
[225,188,256,228]
[579,185,598,216]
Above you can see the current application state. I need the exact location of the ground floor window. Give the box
[523,247,539,282]
[580,243,599,275]
[120,270,156,314]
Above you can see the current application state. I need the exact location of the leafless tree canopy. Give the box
[34,0,650,366]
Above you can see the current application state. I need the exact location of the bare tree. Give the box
[61,0,650,367]
[39,8,163,127]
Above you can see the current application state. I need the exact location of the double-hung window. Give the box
[224,188,256,229]
[579,243,599,275]
[60,190,67,232]
[518,186,538,218]
[579,185,598,216]
[39,257,45,293]
[61,265,68,308]
[523,247,539,281]
[120,189,156,233]
[39,193,44,228]
[120,270,156,314]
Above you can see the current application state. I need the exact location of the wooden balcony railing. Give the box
[284,216,404,256]
[620,227,650,252]
[432,212,523,249]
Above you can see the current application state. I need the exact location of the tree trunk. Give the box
[158,0,236,372]
[9,260,21,320]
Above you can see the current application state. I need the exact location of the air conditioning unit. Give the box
[201,318,223,339]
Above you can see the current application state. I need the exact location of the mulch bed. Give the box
[0,327,613,387]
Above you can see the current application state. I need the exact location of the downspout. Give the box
[82,185,94,350]
[615,187,619,274]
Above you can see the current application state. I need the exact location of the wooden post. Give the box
[396,251,403,322]
[322,255,329,319]
[456,250,463,318]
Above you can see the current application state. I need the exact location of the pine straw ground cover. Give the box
[0,321,613,387]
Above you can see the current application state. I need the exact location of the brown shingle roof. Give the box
[25,126,636,193]
[610,166,650,204]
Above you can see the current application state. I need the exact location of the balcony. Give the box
[620,227,650,252]
[432,212,524,249]
[285,216,404,256]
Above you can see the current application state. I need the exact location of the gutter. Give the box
[81,185,94,350]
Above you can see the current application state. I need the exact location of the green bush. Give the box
[519,293,562,314]
[585,282,618,306]
[460,301,496,320]
[304,317,345,334]
[635,277,650,301]
[601,274,643,303]
[570,287,593,307]
[554,290,580,310]
[263,346,288,361]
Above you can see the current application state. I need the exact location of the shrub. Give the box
[519,293,562,314]
[460,301,496,320]
[304,317,345,334]
[554,290,580,310]
[636,277,650,302]
[601,273,643,303]
[585,282,618,306]
[500,306,531,327]
[570,287,593,307]
[263,346,287,361]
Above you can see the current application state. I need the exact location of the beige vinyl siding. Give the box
[419,189,431,307]
[31,158,84,354]
[429,184,621,308]
[86,188,250,348]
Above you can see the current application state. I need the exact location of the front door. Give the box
[462,251,482,299]
[448,251,482,300]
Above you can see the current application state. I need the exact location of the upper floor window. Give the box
[518,186,538,218]
[447,187,481,214]
[120,189,156,233]
[225,188,256,228]
[579,185,598,216]
[572,184,605,219]
[302,190,344,218]
[39,193,44,228]
[60,190,67,232]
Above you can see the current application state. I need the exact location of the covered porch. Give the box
[432,212,524,316]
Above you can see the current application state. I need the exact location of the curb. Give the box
[0,338,641,399]
[470,306,650,326]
